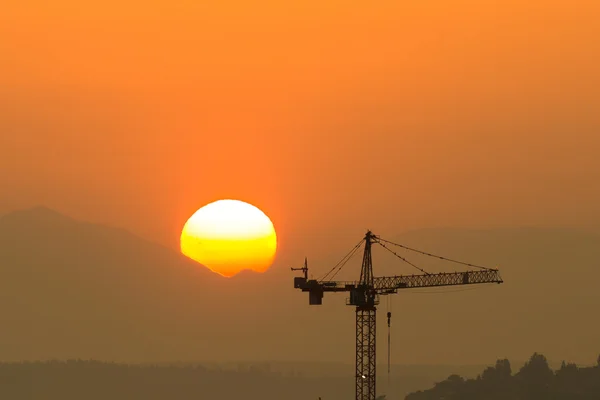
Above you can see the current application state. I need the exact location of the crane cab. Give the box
[347,286,379,307]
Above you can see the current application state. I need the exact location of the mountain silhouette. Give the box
[0,206,244,361]
[1,206,600,368]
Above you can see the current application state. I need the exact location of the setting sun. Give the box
[180,199,277,277]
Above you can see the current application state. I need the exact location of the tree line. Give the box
[405,353,600,400]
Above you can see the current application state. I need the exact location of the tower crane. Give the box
[291,231,503,400]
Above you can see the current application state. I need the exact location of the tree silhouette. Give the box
[481,358,511,382]
[517,353,552,380]
[406,352,600,400]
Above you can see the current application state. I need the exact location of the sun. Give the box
[180,199,277,277]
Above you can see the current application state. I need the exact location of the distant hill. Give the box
[0,359,481,400]
[0,206,242,361]
[1,206,600,376]
[0,354,596,400]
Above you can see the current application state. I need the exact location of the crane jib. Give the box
[294,269,503,301]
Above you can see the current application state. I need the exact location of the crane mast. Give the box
[292,230,503,400]
[355,231,376,400]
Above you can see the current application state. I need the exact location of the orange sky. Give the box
[1,0,599,266]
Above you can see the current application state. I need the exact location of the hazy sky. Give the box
[1,0,599,257]
[2,1,600,372]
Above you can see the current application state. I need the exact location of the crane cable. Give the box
[377,241,430,275]
[378,238,494,271]
[328,242,363,281]
[319,238,365,282]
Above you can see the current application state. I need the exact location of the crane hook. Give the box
[387,297,392,389]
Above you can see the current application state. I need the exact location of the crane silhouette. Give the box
[292,230,503,400]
